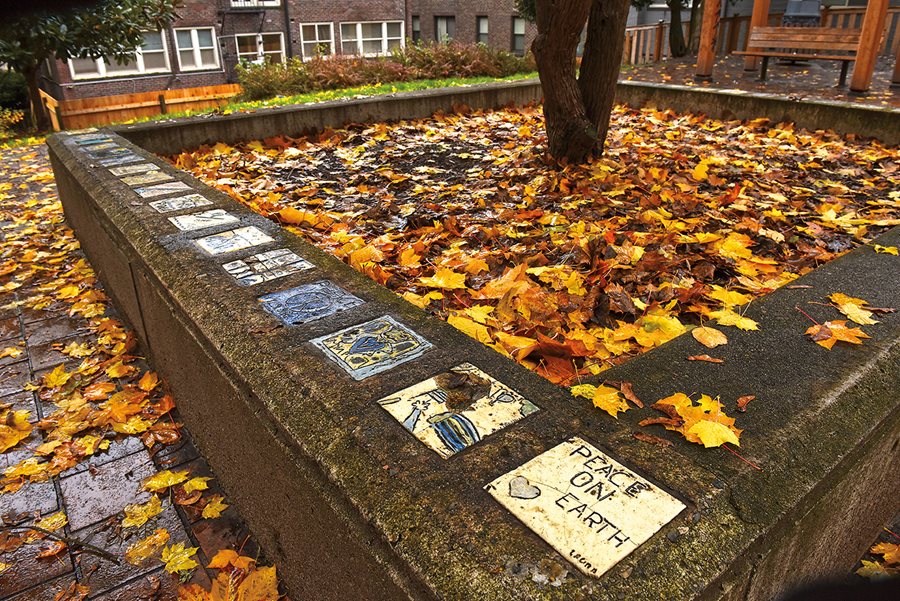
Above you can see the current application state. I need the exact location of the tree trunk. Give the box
[532,0,596,162]
[578,0,630,152]
[688,0,703,52]
[22,65,50,132]
[668,0,688,57]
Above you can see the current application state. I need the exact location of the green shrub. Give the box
[0,70,28,110]
[236,42,535,101]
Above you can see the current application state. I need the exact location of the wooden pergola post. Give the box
[849,0,890,92]
[744,0,771,71]
[696,0,722,79]
[892,32,900,88]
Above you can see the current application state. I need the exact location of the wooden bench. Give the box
[734,27,862,87]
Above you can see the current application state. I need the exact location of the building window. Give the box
[69,31,169,80]
[235,33,285,64]
[476,16,489,45]
[512,17,526,55]
[340,22,404,56]
[300,22,335,58]
[230,0,280,7]
[175,27,220,71]
[435,16,455,42]
[411,16,421,43]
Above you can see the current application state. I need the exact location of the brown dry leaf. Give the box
[687,354,724,363]
[736,395,755,412]
[633,431,672,448]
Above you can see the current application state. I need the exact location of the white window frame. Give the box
[68,31,170,80]
[234,32,285,64]
[339,21,405,57]
[174,27,220,72]
[299,22,335,59]
[230,0,281,7]
[476,16,489,45]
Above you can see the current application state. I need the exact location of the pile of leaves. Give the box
[0,146,281,599]
[174,104,899,389]
[237,41,535,101]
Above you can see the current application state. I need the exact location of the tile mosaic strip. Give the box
[194,226,274,255]
[311,315,432,381]
[73,136,114,146]
[259,280,363,325]
[378,363,539,458]
[120,171,173,187]
[108,163,161,177]
[485,437,685,578]
[149,194,213,213]
[222,248,314,285]
[83,141,118,152]
[97,153,144,167]
[168,209,239,232]
[134,181,192,199]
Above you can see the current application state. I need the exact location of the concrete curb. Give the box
[49,85,900,601]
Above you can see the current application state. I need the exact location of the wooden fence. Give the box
[40,83,241,131]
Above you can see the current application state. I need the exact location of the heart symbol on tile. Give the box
[509,476,541,500]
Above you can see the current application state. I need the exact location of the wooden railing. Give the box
[622,21,694,65]
[41,83,242,131]
[821,6,900,55]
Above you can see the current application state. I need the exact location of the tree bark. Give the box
[22,65,50,132]
[579,0,630,151]
[688,0,703,52]
[668,0,688,57]
[532,0,596,162]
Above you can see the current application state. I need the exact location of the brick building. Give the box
[39,0,530,101]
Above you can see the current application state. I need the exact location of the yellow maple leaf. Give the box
[401,290,443,309]
[138,371,159,392]
[418,267,467,290]
[873,244,898,256]
[106,361,137,379]
[143,469,190,493]
[571,384,629,418]
[686,420,740,448]
[125,528,170,566]
[207,549,256,571]
[692,326,728,348]
[202,495,228,519]
[398,247,421,267]
[828,293,878,325]
[709,308,759,331]
[707,286,752,308]
[461,304,494,324]
[0,408,32,453]
[447,315,492,344]
[691,161,709,182]
[161,541,199,574]
[43,364,71,388]
[183,477,212,494]
[122,495,163,528]
[464,258,489,275]
[61,341,93,358]
[55,285,81,299]
[237,565,279,601]
[805,320,870,349]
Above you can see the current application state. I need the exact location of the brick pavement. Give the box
[0,144,271,600]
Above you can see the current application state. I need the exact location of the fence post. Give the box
[158,94,167,115]
[820,6,830,27]
[892,32,900,87]
[654,20,665,61]
[696,0,721,79]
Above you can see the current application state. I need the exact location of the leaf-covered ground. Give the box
[0,145,281,600]
[175,105,899,386]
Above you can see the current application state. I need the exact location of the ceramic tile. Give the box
[378,363,539,458]
[83,141,118,152]
[134,181,192,199]
[311,315,432,381]
[120,171,172,187]
[167,209,239,231]
[97,153,143,167]
[485,437,685,578]
[108,163,160,177]
[194,226,274,255]
[148,194,213,213]
[222,248,314,285]
[259,280,363,325]
[73,136,113,146]
[68,128,98,135]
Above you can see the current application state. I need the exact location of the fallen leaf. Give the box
[873,245,898,255]
[138,371,159,392]
[418,267,467,290]
[182,476,212,495]
[143,469,190,493]
[161,541,199,574]
[632,431,672,448]
[687,354,724,363]
[687,420,740,448]
[201,495,228,519]
[125,528,170,565]
[122,495,163,528]
[805,320,870,349]
[692,326,728,348]
[736,395,755,412]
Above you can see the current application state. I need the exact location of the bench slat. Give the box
[734,51,856,62]
[746,41,859,51]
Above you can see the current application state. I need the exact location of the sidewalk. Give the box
[0,143,279,600]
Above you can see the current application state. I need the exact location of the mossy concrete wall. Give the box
[48,85,900,601]
[113,80,900,152]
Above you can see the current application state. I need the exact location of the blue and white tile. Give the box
[378,363,539,459]
[194,226,274,255]
[148,193,213,213]
[120,170,173,187]
[311,315,432,381]
[134,181,192,198]
[168,209,239,232]
[259,280,363,325]
[108,163,160,177]
[222,248,314,285]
